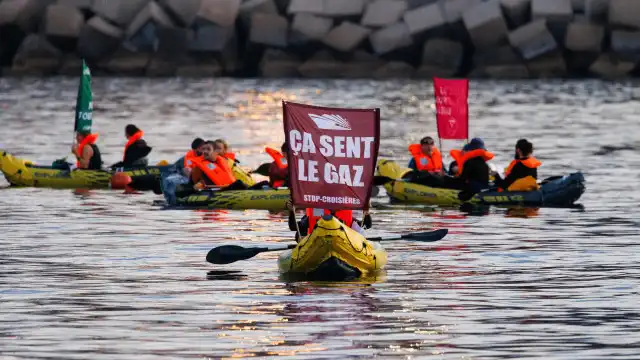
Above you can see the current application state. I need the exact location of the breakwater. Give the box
[1,0,639,78]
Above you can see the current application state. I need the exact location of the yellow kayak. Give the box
[278,215,387,280]
[174,188,290,210]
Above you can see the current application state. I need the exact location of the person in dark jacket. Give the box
[449,138,495,201]
[111,124,152,169]
[494,139,542,191]
[72,130,103,170]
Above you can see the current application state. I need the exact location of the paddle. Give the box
[206,228,448,265]
[251,162,271,177]
[373,175,395,186]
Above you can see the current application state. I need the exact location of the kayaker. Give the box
[174,137,205,176]
[407,136,443,173]
[285,200,372,241]
[72,129,103,170]
[265,142,289,188]
[111,124,152,169]
[190,141,247,190]
[449,137,495,201]
[214,139,238,164]
[493,139,542,192]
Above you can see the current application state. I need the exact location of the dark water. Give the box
[1,78,639,359]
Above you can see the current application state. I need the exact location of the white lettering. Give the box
[353,165,364,187]
[298,158,307,181]
[319,135,332,157]
[334,136,345,157]
[362,137,375,158]
[298,159,319,182]
[338,165,352,186]
[346,137,360,158]
[308,160,319,182]
[324,163,338,184]
[290,130,302,154]
[302,132,316,154]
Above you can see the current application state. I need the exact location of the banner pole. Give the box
[292,205,302,240]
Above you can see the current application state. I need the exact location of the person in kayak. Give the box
[174,137,205,176]
[265,142,289,188]
[285,200,372,241]
[407,136,443,173]
[493,139,542,192]
[449,137,495,201]
[72,129,103,170]
[190,141,250,191]
[111,124,152,169]
[214,139,239,164]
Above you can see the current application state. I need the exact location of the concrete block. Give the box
[572,0,585,12]
[403,2,446,35]
[44,3,84,38]
[531,0,573,21]
[484,64,530,78]
[146,57,177,76]
[609,0,640,30]
[155,26,189,61]
[274,0,291,13]
[176,61,224,77]
[584,0,608,23]
[57,0,94,9]
[287,0,323,14]
[463,0,509,47]
[444,0,483,24]
[361,0,407,27]
[298,50,342,78]
[126,1,173,52]
[77,16,123,60]
[508,19,557,60]
[323,0,366,17]
[0,0,46,31]
[239,0,278,26]
[526,52,566,77]
[11,34,63,74]
[474,45,523,66]
[369,22,413,55]
[249,13,288,47]
[611,30,640,62]
[260,49,300,77]
[406,0,439,9]
[420,38,463,71]
[565,22,604,52]
[322,22,370,52]
[196,0,240,27]
[292,13,333,41]
[159,0,201,26]
[373,61,415,78]
[501,0,530,29]
[58,54,83,75]
[92,0,149,26]
[103,49,150,75]
[189,24,234,52]
[589,53,635,77]
[341,51,384,78]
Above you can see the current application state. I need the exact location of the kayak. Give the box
[172,187,290,210]
[376,160,585,207]
[278,214,387,280]
[0,150,161,190]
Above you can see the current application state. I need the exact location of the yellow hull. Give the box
[176,188,290,210]
[278,216,387,279]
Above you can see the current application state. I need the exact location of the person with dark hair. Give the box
[111,124,152,169]
[449,138,495,200]
[72,129,102,170]
[494,139,541,192]
[265,142,289,188]
[407,136,443,173]
[189,141,237,189]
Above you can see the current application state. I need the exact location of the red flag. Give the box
[434,78,469,140]
[283,101,380,211]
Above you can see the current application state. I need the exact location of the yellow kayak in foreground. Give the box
[278,215,387,280]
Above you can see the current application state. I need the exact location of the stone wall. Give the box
[1,0,639,78]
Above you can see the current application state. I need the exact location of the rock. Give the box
[417,38,464,77]
[298,50,342,77]
[238,0,278,27]
[444,0,483,24]
[373,61,415,78]
[572,0,585,12]
[146,57,177,76]
[526,52,566,77]
[44,3,84,38]
[564,22,604,52]
[189,23,234,52]
[155,26,189,61]
[176,60,224,77]
[196,0,240,27]
[403,2,446,36]
[485,64,530,78]
[92,0,149,27]
[56,0,94,9]
[77,16,123,61]
[0,0,47,31]
[322,0,366,17]
[508,19,557,60]
[361,0,407,28]
[340,51,384,78]
[159,0,201,26]
[462,0,509,48]
[11,34,63,75]
[58,54,83,75]
[322,22,370,52]
[291,13,333,41]
[126,1,173,52]
[474,45,529,77]
[369,22,413,55]
[531,0,573,21]
[611,30,640,62]
[260,49,300,77]
[406,0,439,9]
[103,49,150,75]
[589,53,636,78]
[287,0,323,14]
[249,13,288,47]
[584,0,609,23]
[500,0,530,29]
[609,0,640,30]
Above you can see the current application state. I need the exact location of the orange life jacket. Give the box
[76,133,99,168]
[223,152,236,161]
[306,208,353,234]
[265,147,288,187]
[504,157,542,177]
[408,144,443,172]
[123,130,144,160]
[192,156,236,186]
[450,149,495,177]
[184,150,203,169]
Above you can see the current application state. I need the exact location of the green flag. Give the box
[75,59,93,133]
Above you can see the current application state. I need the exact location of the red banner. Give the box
[434,78,469,140]
[283,101,380,210]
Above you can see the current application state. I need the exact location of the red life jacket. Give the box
[123,130,144,160]
[265,147,288,187]
[184,150,203,169]
[305,208,353,234]
[408,144,443,172]
[223,152,236,161]
[76,133,99,168]
[449,149,495,177]
[192,156,236,186]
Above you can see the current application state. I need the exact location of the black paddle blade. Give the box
[402,228,448,242]
[252,163,271,177]
[206,245,267,265]
[373,175,394,186]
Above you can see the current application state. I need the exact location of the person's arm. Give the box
[77,145,93,169]
[500,163,527,189]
